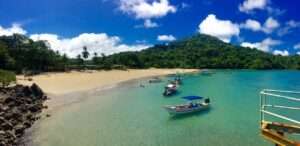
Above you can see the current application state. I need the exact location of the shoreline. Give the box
[17,68,199,111]
[17,69,199,95]
[19,69,199,146]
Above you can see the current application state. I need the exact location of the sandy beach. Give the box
[17,68,199,95]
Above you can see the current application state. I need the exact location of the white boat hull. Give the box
[164,103,209,115]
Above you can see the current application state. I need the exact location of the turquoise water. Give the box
[31,70,300,146]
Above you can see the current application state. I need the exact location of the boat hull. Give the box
[164,104,209,115]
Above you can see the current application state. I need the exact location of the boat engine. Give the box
[204,98,210,104]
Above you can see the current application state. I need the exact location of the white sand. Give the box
[17,68,199,95]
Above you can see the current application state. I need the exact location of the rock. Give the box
[30,83,44,98]
[46,114,51,118]
[0,117,5,123]
[3,97,15,104]
[1,122,13,131]
[15,125,25,137]
[0,84,47,146]
[28,105,41,113]
[22,86,32,97]
[23,122,32,129]
[0,141,6,146]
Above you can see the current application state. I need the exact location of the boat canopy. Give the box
[182,96,203,100]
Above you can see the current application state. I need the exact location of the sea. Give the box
[29,70,300,146]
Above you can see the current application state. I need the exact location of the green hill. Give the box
[0,34,300,73]
[105,34,300,69]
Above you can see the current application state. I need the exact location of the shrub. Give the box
[0,69,16,87]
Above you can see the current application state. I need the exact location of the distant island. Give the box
[1,34,300,74]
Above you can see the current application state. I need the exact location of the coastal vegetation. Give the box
[0,70,16,88]
[1,34,300,74]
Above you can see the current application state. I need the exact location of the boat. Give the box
[174,75,182,85]
[163,83,177,96]
[201,69,215,76]
[164,96,210,115]
[149,77,162,83]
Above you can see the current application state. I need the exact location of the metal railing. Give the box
[260,89,300,125]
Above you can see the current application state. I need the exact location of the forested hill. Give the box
[106,34,300,69]
[1,34,300,73]
[0,34,68,73]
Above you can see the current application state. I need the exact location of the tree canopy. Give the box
[0,34,300,73]
[101,34,300,69]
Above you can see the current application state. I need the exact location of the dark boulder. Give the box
[1,122,13,131]
[30,83,44,98]
[0,84,47,146]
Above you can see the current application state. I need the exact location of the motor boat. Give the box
[164,96,210,115]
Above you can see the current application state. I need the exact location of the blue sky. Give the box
[0,0,300,57]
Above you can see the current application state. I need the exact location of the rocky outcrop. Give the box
[0,83,47,146]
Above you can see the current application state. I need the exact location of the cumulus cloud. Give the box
[297,52,300,55]
[143,19,158,28]
[0,23,27,36]
[262,17,280,33]
[157,35,176,41]
[294,43,300,50]
[239,0,268,13]
[119,0,176,19]
[240,19,262,31]
[240,38,281,52]
[273,50,289,56]
[30,33,150,58]
[240,17,279,34]
[198,14,240,43]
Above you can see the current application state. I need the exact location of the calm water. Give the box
[31,70,300,146]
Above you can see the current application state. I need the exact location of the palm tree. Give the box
[92,52,98,65]
[76,54,84,66]
[82,46,89,60]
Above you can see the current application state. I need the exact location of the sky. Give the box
[0,0,300,57]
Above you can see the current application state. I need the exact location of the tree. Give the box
[92,52,98,65]
[0,69,16,87]
[76,54,84,66]
[62,53,69,70]
[82,46,89,60]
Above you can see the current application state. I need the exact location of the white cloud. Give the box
[294,43,300,50]
[119,0,176,19]
[278,20,300,36]
[239,0,268,13]
[297,52,300,55]
[241,38,281,52]
[240,19,262,31]
[198,14,239,43]
[157,35,176,41]
[0,23,27,36]
[181,2,189,9]
[273,50,289,56]
[240,17,280,34]
[143,19,158,28]
[30,33,150,58]
[262,17,280,33]
[266,7,285,16]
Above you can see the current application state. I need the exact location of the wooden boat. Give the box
[164,96,210,115]
[163,83,177,96]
